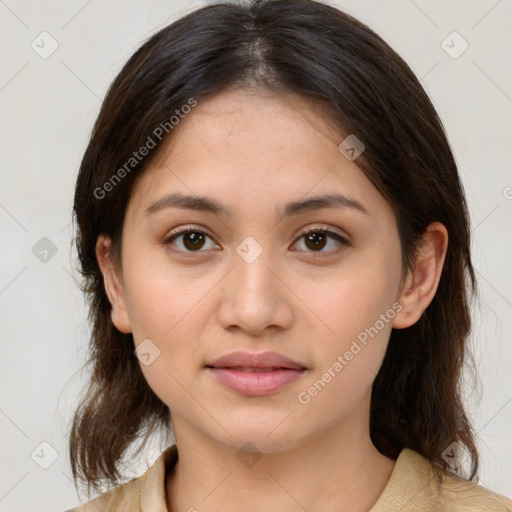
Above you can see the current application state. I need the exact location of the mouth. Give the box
[205,351,307,396]
[209,366,289,372]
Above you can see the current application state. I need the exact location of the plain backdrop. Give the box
[0,0,511,510]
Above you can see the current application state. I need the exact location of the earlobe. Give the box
[95,235,132,334]
[392,222,448,329]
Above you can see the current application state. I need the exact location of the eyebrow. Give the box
[145,192,370,218]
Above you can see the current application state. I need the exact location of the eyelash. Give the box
[163,224,350,257]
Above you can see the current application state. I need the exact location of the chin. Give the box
[220,432,301,455]
[211,408,304,454]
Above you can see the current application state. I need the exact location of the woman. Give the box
[66,0,512,510]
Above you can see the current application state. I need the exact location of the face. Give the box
[100,87,420,454]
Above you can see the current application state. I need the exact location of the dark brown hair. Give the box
[70,0,479,496]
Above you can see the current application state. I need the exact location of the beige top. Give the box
[66,445,512,511]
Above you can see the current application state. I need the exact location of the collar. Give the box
[138,445,433,512]
[140,444,178,512]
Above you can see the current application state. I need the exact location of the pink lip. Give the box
[206,351,307,396]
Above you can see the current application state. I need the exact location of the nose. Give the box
[216,247,294,336]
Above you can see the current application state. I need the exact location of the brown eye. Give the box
[293,228,349,256]
[181,231,206,251]
[164,228,217,252]
[304,231,328,251]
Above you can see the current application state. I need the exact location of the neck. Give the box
[165,407,396,512]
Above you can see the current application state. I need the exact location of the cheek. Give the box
[121,256,215,393]
[293,305,395,431]
[292,246,401,407]
[125,274,205,410]
[123,251,214,340]
[294,245,402,347]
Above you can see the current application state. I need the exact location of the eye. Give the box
[163,224,350,256]
[292,225,350,256]
[163,226,218,253]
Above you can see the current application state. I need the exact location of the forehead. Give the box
[152,87,346,167]
[125,87,389,224]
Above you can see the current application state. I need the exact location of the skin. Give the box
[97,87,448,512]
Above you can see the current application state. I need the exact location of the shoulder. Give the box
[372,448,512,512]
[64,444,178,512]
[438,470,512,512]
[65,475,143,512]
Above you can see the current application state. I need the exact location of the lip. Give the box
[207,350,306,370]
[205,351,307,396]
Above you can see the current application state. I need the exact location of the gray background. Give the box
[0,0,511,510]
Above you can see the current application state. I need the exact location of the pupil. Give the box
[306,232,326,251]
[184,232,204,250]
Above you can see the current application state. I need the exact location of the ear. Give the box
[392,222,448,329]
[96,235,132,334]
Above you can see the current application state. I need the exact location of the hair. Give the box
[70,0,479,496]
